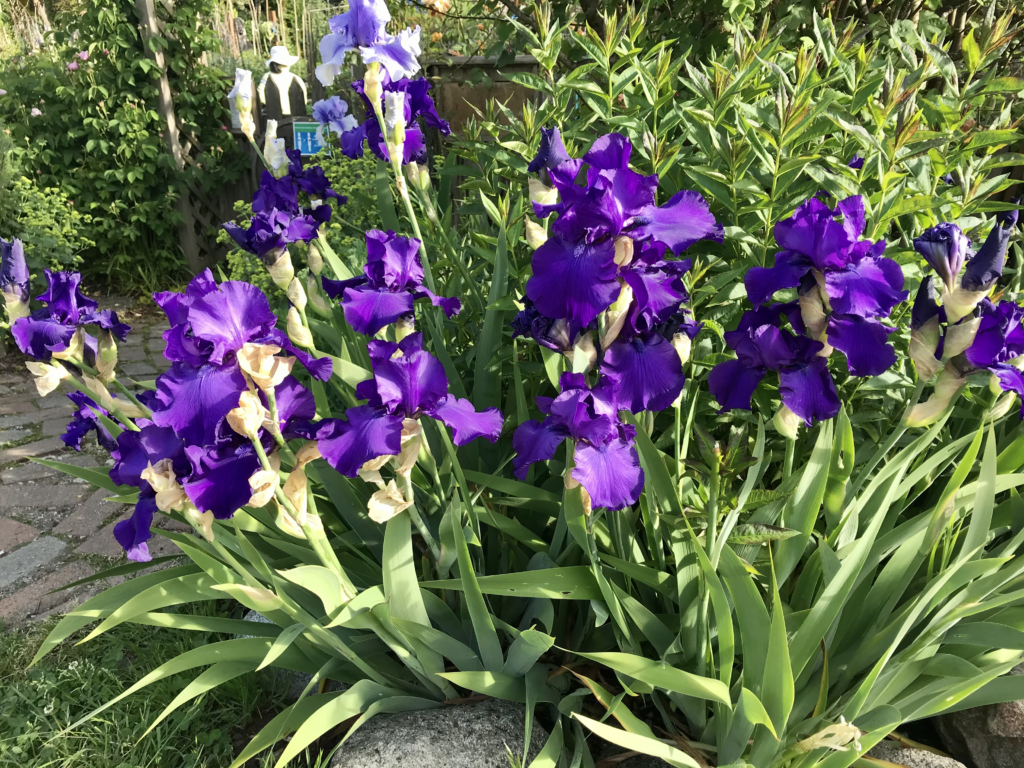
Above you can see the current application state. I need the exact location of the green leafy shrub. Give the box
[0,0,245,294]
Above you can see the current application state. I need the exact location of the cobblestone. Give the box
[0,561,96,622]
[0,518,39,554]
[54,488,127,538]
[0,537,67,590]
[0,437,66,465]
[1,452,97,484]
[0,484,88,509]
[0,428,30,444]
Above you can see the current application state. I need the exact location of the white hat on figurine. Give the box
[266,46,300,67]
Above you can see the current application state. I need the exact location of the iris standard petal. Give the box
[528,126,572,173]
[183,440,263,518]
[631,189,723,254]
[372,334,449,416]
[187,281,277,364]
[824,254,907,319]
[342,285,416,335]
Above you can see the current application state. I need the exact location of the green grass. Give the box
[0,602,288,768]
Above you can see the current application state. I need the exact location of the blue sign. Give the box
[293,122,326,156]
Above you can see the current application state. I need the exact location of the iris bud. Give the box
[266,250,295,289]
[237,342,294,391]
[364,63,385,109]
[96,329,118,382]
[263,119,288,178]
[287,277,307,311]
[307,242,323,275]
[599,280,634,350]
[773,405,801,439]
[395,313,416,341]
[913,222,971,295]
[904,362,968,426]
[141,459,190,512]
[227,389,271,437]
[525,219,547,249]
[528,178,557,206]
[306,274,332,317]
[946,210,1018,323]
[286,307,314,348]
[385,91,407,150]
[51,328,85,365]
[613,236,634,267]
[909,277,943,380]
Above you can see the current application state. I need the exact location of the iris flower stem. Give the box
[783,437,795,481]
[263,387,298,464]
[63,375,140,433]
[209,536,265,590]
[111,379,151,416]
[305,491,358,600]
[398,472,442,562]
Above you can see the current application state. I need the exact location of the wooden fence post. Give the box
[134,0,206,274]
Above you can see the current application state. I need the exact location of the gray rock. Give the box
[241,610,345,702]
[937,663,1024,768]
[868,742,966,768]
[330,698,549,768]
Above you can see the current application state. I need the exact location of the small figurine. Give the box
[257,46,308,137]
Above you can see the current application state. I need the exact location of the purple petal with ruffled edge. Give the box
[528,127,571,173]
[827,314,897,376]
[824,250,906,319]
[583,133,632,171]
[744,251,813,306]
[183,440,262,518]
[62,392,116,452]
[572,437,644,510]
[80,309,131,341]
[779,358,840,425]
[992,364,1024,418]
[253,171,300,214]
[372,333,448,416]
[361,27,422,81]
[11,313,75,359]
[526,236,619,327]
[622,268,687,331]
[427,395,503,445]
[774,197,858,271]
[342,286,415,335]
[708,358,766,413]
[1,237,29,303]
[186,281,276,365]
[512,418,567,479]
[109,422,188,489]
[631,189,723,254]
[365,229,423,289]
[152,362,247,445]
[415,288,461,317]
[314,405,404,477]
[37,269,97,323]
[546,388,616,445]
[114,493,157,562]
[602,334,685,413]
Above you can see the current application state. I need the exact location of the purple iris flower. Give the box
[307,333,502,477]
[964,300,1024,415]
[109,422,189,562]
[511,300,581,355]
[340,76,450,165]
[313,95,359,140]
[512,372,644,511]
[285,150,346,203]
[528,127,572,173]
[848,154,865,170]
[744,196,907,377]
[61,391,117,452]
[11,270,130,361]
[321,230,460,335]
[708,305,840,426]
[223,206,329,260]
[525,131,722,328]
[151,271,331,446]
[1,236,30,305]
[316,0,421,86]
[913,223,972,293]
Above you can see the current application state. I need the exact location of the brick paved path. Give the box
[0,310,182,625]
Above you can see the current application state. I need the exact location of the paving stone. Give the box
[0,483,87,509]
[0,399,38,416]
[34,396,74,412]
[0,428,30,444]
[1,453,97,484]
[0,561,96,623]
[41,418,68,438]
[54,488,127,538]
[0,413,40,430]
[0,438,67,465]
[0,537,67,590]
[121,362,158,376]
[77,517,182,559]
[117,346,148,361]
[0,518,39,553]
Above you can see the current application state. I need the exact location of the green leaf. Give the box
[740,687,778,739]
[720,546,770,693]
[391,617,483,671]
[473,224,509,410]
[962,29,981,71]
[824,405,854,531]
[278,566,346,617]
[571,650,731,705]
[573,713,701,768]
[962,422,997,561]
[775,420,834,583]
[423,566,602,600]
[32,457,130,493]
[503,629,555,677]
[727,524,799,545]
[375,159,400,231]
[143,661,257,737]
[762,559,793,737]
[257,623,306,671]
[527,720,564,768]
[438,670,558,703]
[274,681,398,768]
